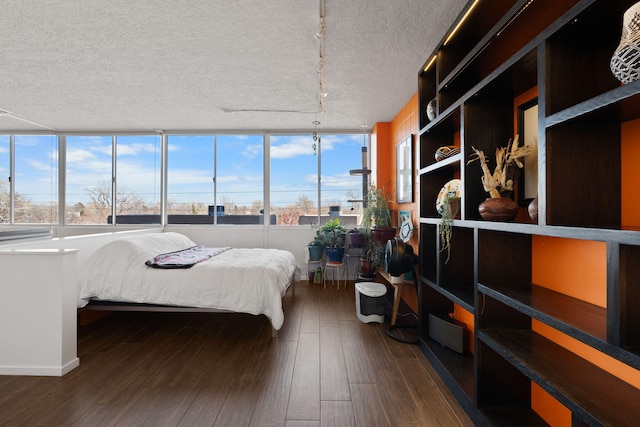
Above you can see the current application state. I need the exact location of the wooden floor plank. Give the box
[287,333,320,421]
[0,282,472,427]
[349,383,392,427]
[320,400,355,427]
[319,326,351,401]
[250,340,298,427]
[396,357,475,427]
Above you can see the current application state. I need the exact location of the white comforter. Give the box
[78,232,299,330]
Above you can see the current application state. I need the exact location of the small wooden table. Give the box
[376,269,414,326]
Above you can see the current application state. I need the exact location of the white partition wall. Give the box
[0,249,79,376]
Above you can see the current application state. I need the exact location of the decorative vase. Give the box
[611,2,640,84]
[427,98,437,121]
[326,247,345,263]
[478,197,519,222]
[528,197,538,223]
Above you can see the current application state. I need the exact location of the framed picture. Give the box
[396,135,413,203]
[517,98,538,206]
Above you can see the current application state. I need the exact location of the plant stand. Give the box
[323,260,345,289]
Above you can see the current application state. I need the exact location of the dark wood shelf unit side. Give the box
[419,162,460,219]
[544,114,621,229]
[419,107,461,170]
[477,229,531,286]
[416,0,640,424]
[479,329,640,427]
[618,244,640,358]
[438,226,475,311]
[437,0,519,87]
[438,0,575,113]
[544,0,633,117]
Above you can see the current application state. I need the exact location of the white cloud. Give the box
[271,135,315,159]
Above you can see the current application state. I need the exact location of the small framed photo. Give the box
[396,135,413,203]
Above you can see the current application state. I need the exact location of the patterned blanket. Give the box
[145,245,230,269]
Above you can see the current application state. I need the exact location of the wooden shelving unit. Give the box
[416,0,640,425]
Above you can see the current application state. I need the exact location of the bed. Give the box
[77,232,300,335]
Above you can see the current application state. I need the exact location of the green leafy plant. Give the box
[308,234,325,247]
[439,194,458,264]
[362,184,393,230]
[318,218,347,248]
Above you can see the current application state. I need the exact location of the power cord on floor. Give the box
[386,311,419,344]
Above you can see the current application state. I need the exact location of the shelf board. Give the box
[479,329,640,427]
[417,218,640,245]
[479,283,640,370]
[546,79,640,127]
[439,284,475,313]
[420,153,461,174]
[478,282,606,341]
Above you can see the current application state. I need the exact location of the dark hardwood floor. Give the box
[0,281,474,426]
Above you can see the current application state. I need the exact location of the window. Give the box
[216,135,264,222]
[1,131,365,227]
[270,133,365,226]
[167,135,215,219]
[66,135,161,225]
[14,135,58,224]
[65,135,113,224]
[167,134,264,224]
[115,135,161,223]
[319,134,365,226]
[270,134,319,225]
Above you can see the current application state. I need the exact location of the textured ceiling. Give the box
[0,0,468,132]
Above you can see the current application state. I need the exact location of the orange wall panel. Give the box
[532,235,606,308]
[373,93,420,312]
[622,118,640,229]
[531,382,571,427]
[453,303,474,354]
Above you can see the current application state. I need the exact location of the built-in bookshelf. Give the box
[417,0,640,425]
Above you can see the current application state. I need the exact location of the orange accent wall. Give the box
[532,236,606,307]
[531,381,571,426]
[453,303,474,354]
[372,93,419,313]
[622,118,640,228]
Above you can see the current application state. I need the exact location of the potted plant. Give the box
[307,233,325,262]
[347,227,365,248]
[467,135,532,221]
[318,218,347,262]
[362,184,396,245]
